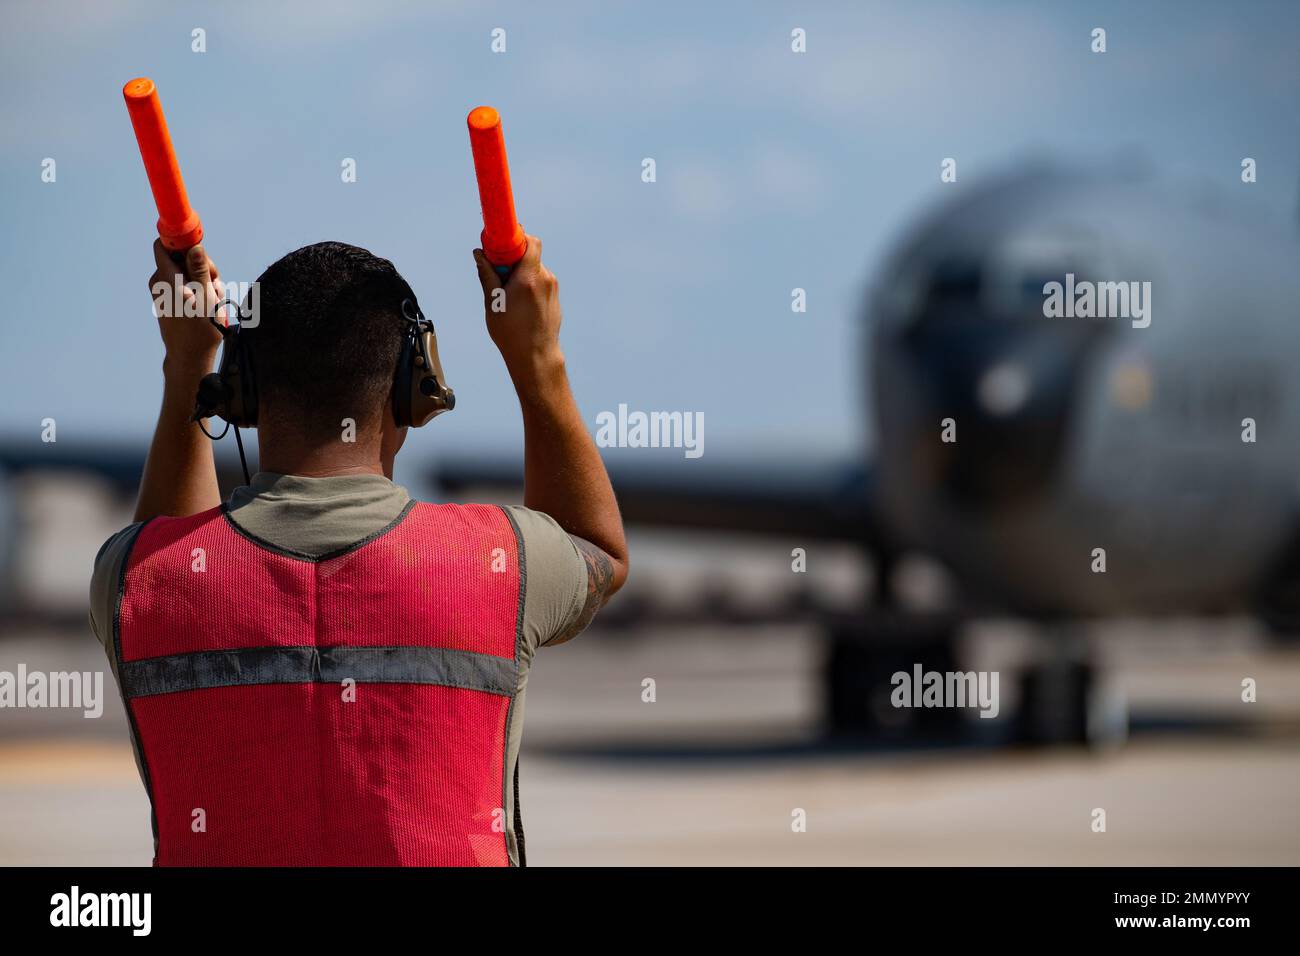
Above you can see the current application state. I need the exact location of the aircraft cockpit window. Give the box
[982,232,1118,320]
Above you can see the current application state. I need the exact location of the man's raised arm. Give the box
[133,241,227,522]
[473,236,629,633]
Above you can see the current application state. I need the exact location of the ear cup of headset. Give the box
[407,330,454,427]
[392,325,454,428]
[196,325,257,427]
[391,333,416,428]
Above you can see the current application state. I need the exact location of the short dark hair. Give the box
[244,241,411,439]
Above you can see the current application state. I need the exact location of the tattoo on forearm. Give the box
[553,536,615,643]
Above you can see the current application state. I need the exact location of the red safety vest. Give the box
[112,501,526,866]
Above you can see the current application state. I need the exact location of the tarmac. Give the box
[2,620,1298,866]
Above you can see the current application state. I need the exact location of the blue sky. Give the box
[3,0,1299,479]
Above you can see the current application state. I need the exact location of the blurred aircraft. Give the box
[4,164,1299,746]
[436,164,1300,745]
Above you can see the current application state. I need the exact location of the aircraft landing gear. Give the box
[1014,633,1128,749]
[823,617,1129,749]
[824,614,969,743]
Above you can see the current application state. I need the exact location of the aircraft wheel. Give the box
[824,619,966,741]
[1015,658,1127,749]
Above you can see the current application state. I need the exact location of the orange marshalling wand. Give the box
[122,77,204,252]
[467,106,526,273]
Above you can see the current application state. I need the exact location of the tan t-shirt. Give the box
[88,472,589,866]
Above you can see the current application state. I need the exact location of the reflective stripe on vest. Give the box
[114,501,525,866]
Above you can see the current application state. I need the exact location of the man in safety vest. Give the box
[88,235,628,866]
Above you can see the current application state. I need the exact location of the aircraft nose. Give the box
[894,320,1089,509]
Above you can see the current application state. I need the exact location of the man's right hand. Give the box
[473,234,565,393]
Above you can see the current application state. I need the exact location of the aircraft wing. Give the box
[0,439,247,496]
[433,451,887,546]
[0,441,145,491]
[0,437,886,545]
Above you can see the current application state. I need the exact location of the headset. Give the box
[192,294,455,484]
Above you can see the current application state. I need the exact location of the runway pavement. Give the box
[1,621,1298,866]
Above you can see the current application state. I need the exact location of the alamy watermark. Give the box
[1042,273,1151,328]
[595,404,703,459]
[891,665,1000,719]
[50,886,151,936]
[152,276,261,327]
[0,665,104,718]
